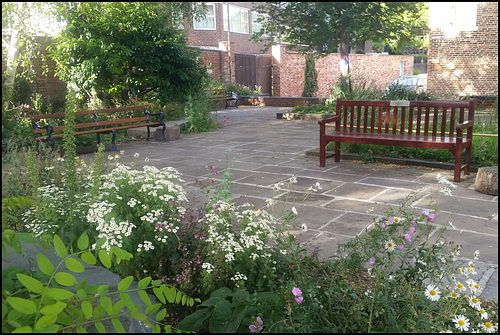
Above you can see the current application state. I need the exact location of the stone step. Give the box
[475,166,498,195]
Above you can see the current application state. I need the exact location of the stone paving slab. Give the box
[76,106,498,302]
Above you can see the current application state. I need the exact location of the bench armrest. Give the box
[144,110,166,122]
[318,115,340,125]
[456,120,474,132]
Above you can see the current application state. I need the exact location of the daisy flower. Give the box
[292,207,298,215]
[424,284,441,301]
[384,240,396,252]
[479,308,488,320]
[474,250,480,260]
[452,314,470,332]
[449,291,459,299]
[481,321,496,333]
[300,223,307,231]
[455,281,466,292]
[468,296,481,310]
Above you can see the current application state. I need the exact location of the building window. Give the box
[223,4,248,34]
[194,3,215,30]
[251,12,266,35]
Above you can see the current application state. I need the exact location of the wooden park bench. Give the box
[318,98,475,182]
[205,88,239,108]
[30,105,167,152]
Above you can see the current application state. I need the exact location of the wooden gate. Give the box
[234,54,272,95]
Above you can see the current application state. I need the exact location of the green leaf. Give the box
[65,257,85,273]
[77,233,89,251]
[95,321,106,333]
[54,272,77,286]
[6,297,37,314]
[130,311,147,321]
[99,296,112,315]
[81,300,92,319]
[77,289,88,300]
[93,305,106,319]
[98,250,111,269]
[11,326,32,333]
[181,294,187,306]
[163,286,176,304]
[76,326,87,333]
[112,318,126,333]
[40,302,67,315]
[118,276,133,292]
[144,303,161,314]
[155,308,166,322]
[176,308,212,332]
[46,288,74,300]
[53,235,67,259]
[36,253,54,276]
[120,292,136,312]
[153,287,166,304]
[16,273,44,294]
[209,299,232,333]
[81,252,96,265]
[75,277,87,291]
[138,290,152,307]
[95,237,107,249]
[34,314,58,331]
[111,300,124,317]
[98,285,108,295]
[137,276,151,289]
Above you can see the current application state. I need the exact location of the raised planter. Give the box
[240,95,326,107]
[276,112,334,121]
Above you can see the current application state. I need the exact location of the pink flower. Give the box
[387,216,395,225]
[410,219,415,226]
[369,257,375,264]
[295,296,304,304]
[292,287,302,296]
[427,213,435,223]
[404,233,411,242]
[398,243,404,250]
[249,317,263,333]
[408,226,415,235]
[381,223,386,229]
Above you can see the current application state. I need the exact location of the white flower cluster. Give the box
[436,173,457,196]
[230,272,248,281]
[137,240,154,252]
[202,262,214,273]
[203,201,277,265]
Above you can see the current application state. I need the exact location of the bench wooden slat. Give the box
[318,98,475,182]
[32,106,166,152]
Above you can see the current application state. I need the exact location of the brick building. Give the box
[427,2,498,99]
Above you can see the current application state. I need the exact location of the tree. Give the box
[50,2,209,105]
[2,2,62,97]
[302,53,318,97]
[253,2,428,86]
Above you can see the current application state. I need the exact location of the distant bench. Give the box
[318,98,475,182]
[30,105,167,152]
[205,88,239,108]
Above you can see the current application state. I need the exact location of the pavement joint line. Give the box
[431,210,498,221]
[430,224,498,237]
[317,213,347,230]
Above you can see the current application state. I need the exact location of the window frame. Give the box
[223,4,249,34]
[193,3,216,30]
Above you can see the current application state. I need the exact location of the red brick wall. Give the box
[272,45,413,98]
[184,2,270,55]
[427,2,498,99]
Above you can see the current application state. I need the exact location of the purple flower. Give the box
[408,226,415,235]
[427,213,435,223]
[387,216,395,225]
[369,257,375,264]
[249,317,263,333]
[295,296,304,304]
[404,233,411,242]
[292,287,302,297]
[398,243,404,250]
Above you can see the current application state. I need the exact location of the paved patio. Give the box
[80,105,498,302]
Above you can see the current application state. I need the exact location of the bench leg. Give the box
[463,145,472,176]
[334,142,340,162]
[453,151,462,183]
[110,130,118,151]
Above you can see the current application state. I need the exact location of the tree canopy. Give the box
[252,2,428,84]
[50,2,209,105]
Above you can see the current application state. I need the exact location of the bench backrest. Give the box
[334,98,475,138]
[30,105,149,134]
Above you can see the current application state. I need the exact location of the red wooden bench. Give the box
[318,98,475,182]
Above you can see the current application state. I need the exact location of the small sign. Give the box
[390,100,410,107]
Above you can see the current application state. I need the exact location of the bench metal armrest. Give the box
[144,110,166,122]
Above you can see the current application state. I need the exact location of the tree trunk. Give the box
[339,26,349,87]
